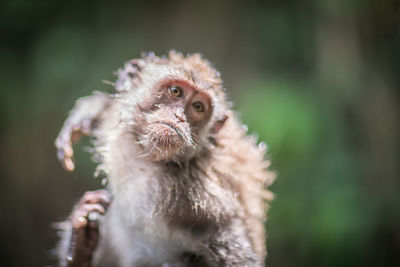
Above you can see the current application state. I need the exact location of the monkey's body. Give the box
[56,52,274,267]
[92,112,199,266]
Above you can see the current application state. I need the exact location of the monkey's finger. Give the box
[81,203,106,215]
[80,118,92,135]
[57,149,75,172]
[71,203,106,229]
[56,153,75,172]
[63,142,74,158]
[87,211,105,232]
[87,211,102,223]
[56,149,65,162]
[71,211,88,229]
[56,139,75,172]
[64,158,75,172]
[55,128,74,154]
[80,190,112,207]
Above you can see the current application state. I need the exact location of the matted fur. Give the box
[57,51,275,266]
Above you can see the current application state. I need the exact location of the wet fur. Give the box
[57,51,274,266]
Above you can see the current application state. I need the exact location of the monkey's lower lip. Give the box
[156,121,185,139]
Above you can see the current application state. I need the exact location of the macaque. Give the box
[55,51,274,267]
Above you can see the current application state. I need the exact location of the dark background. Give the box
[1,0,399,266]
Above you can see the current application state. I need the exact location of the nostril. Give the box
[174,112,185,122]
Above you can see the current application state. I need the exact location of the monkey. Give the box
[55,51,275,267]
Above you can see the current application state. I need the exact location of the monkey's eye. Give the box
[192,101,204,112]
[169,86,183,98]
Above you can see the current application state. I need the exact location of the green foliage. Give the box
[0,0,398,266]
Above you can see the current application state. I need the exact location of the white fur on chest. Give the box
[93,123,196,267]
[96,178,189,267]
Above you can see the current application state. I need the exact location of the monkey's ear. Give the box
[211,114,228,134]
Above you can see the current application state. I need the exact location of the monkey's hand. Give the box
[55,92,111,171]
[64,190,112,267]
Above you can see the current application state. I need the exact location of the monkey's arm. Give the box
[55,92,111,171]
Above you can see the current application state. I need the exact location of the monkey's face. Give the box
[137,79,213,162]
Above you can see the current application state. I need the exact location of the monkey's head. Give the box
[116,51,229,162]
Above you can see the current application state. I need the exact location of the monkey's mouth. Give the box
[155,121,185,140]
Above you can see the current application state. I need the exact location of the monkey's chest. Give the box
[94,180,197,267]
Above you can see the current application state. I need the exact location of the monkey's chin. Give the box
[147,124,188,162]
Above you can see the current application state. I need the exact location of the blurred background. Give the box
[1,0,399,266]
